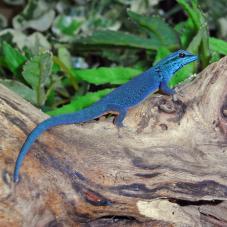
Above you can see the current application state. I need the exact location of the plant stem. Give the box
[53,56,79,91]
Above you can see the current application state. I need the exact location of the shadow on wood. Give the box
[0,57,227,226]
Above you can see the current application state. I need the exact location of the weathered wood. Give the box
[0,57,227,226]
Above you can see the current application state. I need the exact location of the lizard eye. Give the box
[179,52,185,58]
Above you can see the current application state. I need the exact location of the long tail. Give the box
[13,103,106,182]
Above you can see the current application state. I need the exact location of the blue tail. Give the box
[13,103,106,182]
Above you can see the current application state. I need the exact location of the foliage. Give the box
[0,0,227,116]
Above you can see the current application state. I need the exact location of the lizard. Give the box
[13,50,198,183]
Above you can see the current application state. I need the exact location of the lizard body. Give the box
[13,50,198,182]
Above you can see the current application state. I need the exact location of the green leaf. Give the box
[2,41,27,75]
[188,29,203,53]
[177,0,201,30]
[13,0,56,31]
[153,47,171,65]
[26,32,51,55]
[209,37,227,55]
[22,52,53,106]
[209,52,220,64]
[58,47,72,68]
[3,0,25,5]
[0,29,51,52]
[0,79,35,103]
[53,55,79,90]
[75,30,161,50]
[128,11,179,49]
[47,88,113,116]
[53,15,82,37]
[175,19,195,48]
[0,14,7,29]
[71,67,143,85]
[177,0,210,68]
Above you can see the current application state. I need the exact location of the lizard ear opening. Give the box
[179,52,185,58]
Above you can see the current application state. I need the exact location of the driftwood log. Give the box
[0,56,227,227]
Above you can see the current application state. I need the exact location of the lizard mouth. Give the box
[190,55,198,62]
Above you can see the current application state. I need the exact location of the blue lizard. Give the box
[13,50,198,183]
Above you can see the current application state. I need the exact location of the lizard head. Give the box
[156,49,198,76]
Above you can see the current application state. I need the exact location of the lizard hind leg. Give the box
[114,110,127,128]
[106,104,128,128]
[114,109,127,138]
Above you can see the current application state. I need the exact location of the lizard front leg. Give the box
[160,81,176,95]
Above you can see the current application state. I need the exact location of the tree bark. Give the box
[0,57,227,226]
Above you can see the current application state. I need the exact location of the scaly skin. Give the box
[13,50,198,182]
